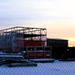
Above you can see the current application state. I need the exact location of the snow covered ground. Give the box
[0,60,75,75]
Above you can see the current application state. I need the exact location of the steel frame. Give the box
[0,26,47,52]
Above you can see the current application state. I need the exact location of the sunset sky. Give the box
[0,0,75,47]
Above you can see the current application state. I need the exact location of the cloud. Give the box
[0,0,75,22]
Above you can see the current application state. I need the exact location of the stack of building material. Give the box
[0,54,24,61]
[29,58,55,63]
[8,61,37,67]
[0,54,37,67]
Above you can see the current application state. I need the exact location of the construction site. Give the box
[0,26,75,67]
[0,26,52,64]
[0,26,47,52]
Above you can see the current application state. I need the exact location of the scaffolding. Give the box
[0,26,47,53]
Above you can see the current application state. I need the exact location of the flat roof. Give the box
[47,38,68,41]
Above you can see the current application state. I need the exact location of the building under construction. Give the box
[0,26,47,52]
[0,26,52,59]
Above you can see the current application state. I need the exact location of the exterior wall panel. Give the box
[24,40,45,46]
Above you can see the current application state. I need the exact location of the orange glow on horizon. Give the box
[47,34,75,47]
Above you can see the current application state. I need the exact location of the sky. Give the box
[0,0,75,47]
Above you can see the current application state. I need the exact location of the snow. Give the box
[29,58,55,61]
[0,54,24,60]
[0,60,75,75]
[0,54,23,58]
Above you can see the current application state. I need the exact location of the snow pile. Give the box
[0,60,75,75]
